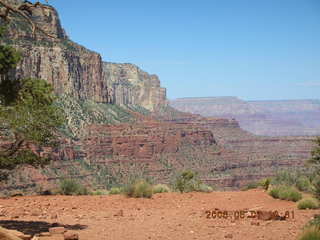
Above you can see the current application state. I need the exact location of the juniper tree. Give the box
[0,22,64,178]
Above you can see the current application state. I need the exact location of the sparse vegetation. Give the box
[296,176,313,192]
[173,170,214,193]
[59,179,89,196]
[91,189,108,195]
[298,198,320,210]
[124,179,153,198]
[109,187,122,195]
[260,178,271,190]
[153,184,170,194]
[197,183,214,193]
[271,171,298,186]
[268,185,302,202]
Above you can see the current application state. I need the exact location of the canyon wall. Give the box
[103,62,167,110]
[1,0,166,110]
[0,1,317,194]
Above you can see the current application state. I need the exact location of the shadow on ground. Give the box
[0,220,87,235]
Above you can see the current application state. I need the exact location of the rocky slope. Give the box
[170,97,320,136]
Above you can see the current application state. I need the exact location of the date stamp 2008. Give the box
[205,210,295,220]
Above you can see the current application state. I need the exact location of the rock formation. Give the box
[103,62,166,110]
[1,0,166,110]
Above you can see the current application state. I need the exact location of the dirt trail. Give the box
[0,190,318,240]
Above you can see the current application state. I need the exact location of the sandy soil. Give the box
[0,189,318,240]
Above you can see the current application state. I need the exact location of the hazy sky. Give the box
[51,0,320,100]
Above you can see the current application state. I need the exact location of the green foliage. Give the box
[109,187,122,195]
[174,170,211,193]
[0,26,21,75]
[0,149,49,170]
[297,176,313,192]
[0,26,64,174]
[298,198,320,210]
[298,226,320,240]
[0,78,64,144]
[59,179,89,196]
[0,78,65,170]
[91,189,108,195]
[260,178,271,190]
[124,179,153,198]
[175,170,200,193]
[268,185,302,202]
[269,186,281,199]
[271,171,298,186]
[197,183,214,193]
[153,184,171,194]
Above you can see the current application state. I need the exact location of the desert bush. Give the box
[269,186,281,199]
[298,226,320,240]
[59,179,89,196]
[296,176,313,192]
[259,178,271,190]
[197,183,214,193]
[91,189,108,195]
[124,179,153,198]
[269,185,302,202]
[272,171,298,186]
[298,198,320,210]
[109,187,122,195]
[174,170,202,193]
[153,184,170,194]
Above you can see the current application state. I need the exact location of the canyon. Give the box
[0,0,317,195]
[170,97,320,137]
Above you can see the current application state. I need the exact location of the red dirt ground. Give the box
[0,189,318,240]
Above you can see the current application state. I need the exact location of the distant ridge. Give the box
[170,97,320,136]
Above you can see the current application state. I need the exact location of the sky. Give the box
[50,0,320,101]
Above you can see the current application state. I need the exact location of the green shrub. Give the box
[175,170,201,193]
[59,179,89,196]
[91,190,108,195]
[272,171,297,186]
[269,185,302,202]
[124,179,153,198]
[298,198,320,210]
[109,187,122,195]
[296,176,313,192]
[298,226,320,240]
[269,187,281,199]
[197,183,214,193]
[153,184,170,194]
[260,178,271,190]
